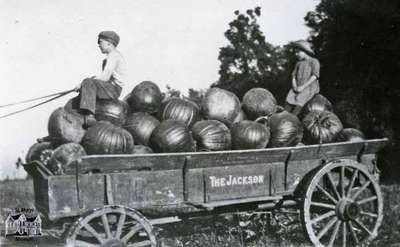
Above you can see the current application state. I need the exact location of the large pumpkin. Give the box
[191,120,231,151]
[25,142,54,164]
[124,112,160,146]
[81,122,134,154]
[47,143,86,175]
[302,94,333,117]
[201,88,240,125]
[95,99,128,125]
[242,88,277,120]
[334,128,365,142]
[303,110,343,144]
[231,120,270,150]
[158,97,200,126]
[149,120,196,153]
[127,81,162,113]
[258,109,303,147]
[48,107,86,145]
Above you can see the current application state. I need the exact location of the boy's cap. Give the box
[98,31,120,47]
[293,40,315,56]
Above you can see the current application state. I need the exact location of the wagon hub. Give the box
[101,239,126,247]
[337,199,360,221]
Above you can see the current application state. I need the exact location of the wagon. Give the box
[24,138,388,247]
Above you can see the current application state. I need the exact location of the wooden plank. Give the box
[199,195,282,209]
[77,174,106,211]
[361,138,389,154]
[288,142,364,161]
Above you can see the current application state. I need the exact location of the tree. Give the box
[215,7,289,99]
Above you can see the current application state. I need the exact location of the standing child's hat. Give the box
[98,31,120,47]
[293,40,315,56]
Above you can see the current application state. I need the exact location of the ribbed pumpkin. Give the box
[25,142,54,163]
[95,99,128,125]
[231,120,270,150]
[257,109,303,147]
[335,128,365,142]
[81,122,134,154]
[131,145,154,154]
[47,143,86,175]
[191,120,231,151]
[303,110,343,144]
[242,88,277,120]
[201,88,241,125]
[302,94,333,117]
[149,120,196,153]
[127,81,162,113]
[48,107,86,145]
[158,97,200,126]
[124,112,160,146]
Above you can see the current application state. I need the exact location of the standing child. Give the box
[76,31,127,128]
[284,40,320,116]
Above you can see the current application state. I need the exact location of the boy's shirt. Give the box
[100,50,127,87]
[292,57,320,87]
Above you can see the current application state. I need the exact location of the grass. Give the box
[1,178,399,246]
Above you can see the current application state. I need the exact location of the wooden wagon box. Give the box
[25,139,386,221]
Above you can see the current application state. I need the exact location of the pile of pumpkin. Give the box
[25,81,366,175]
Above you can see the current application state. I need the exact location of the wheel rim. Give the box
[301,159,383,247]
[66,205,157,247]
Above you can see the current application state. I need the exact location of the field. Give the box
[1,178,399,246]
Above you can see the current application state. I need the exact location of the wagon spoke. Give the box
[328,220,341,247]
[121,224,143,243]
[317,216,338,240]
[311,201,336,210]
[326,172,341,200]
[352,218,372,236]
[348,221,360,245]
[116,212,126,239]
[127,240,152,247]
[340,166,345,197]
[357,195,377,205]
[342,221,347,247]
[101,213,112,239]
[74,239,99,247]
[316,184,338,204]
[351,181,371,201]
[346,169,358,197]
[82,223,105,243]
[311,210,336,224]
[360,210,378,218]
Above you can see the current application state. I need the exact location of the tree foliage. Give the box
[215,7,290,100]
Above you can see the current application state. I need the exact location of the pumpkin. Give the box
[47,143,86,175]
[302,94,333,117]
[48,107,86,145]
[81,122,134,154]
[131,145,154,154]
[127,81,162,113]
[201,88,241,125]
[303,110,343,144]
[257,108,303,147]
[158,97,200,126]
[233,108,247,123]
[124,112,160,146]
[149,120,196,153]
[242,88,277,120]
[191,120,231,151]
[335,128,365,142]
[231,120,270,150]
[95,99,128,125]
[25,142,54,164]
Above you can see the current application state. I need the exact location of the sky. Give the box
[0,0,318,179]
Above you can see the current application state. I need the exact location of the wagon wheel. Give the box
[66,205,157,247]
[301,159,383,247]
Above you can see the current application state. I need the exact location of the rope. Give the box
[0,89,75,108]
[0,89,76,119]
